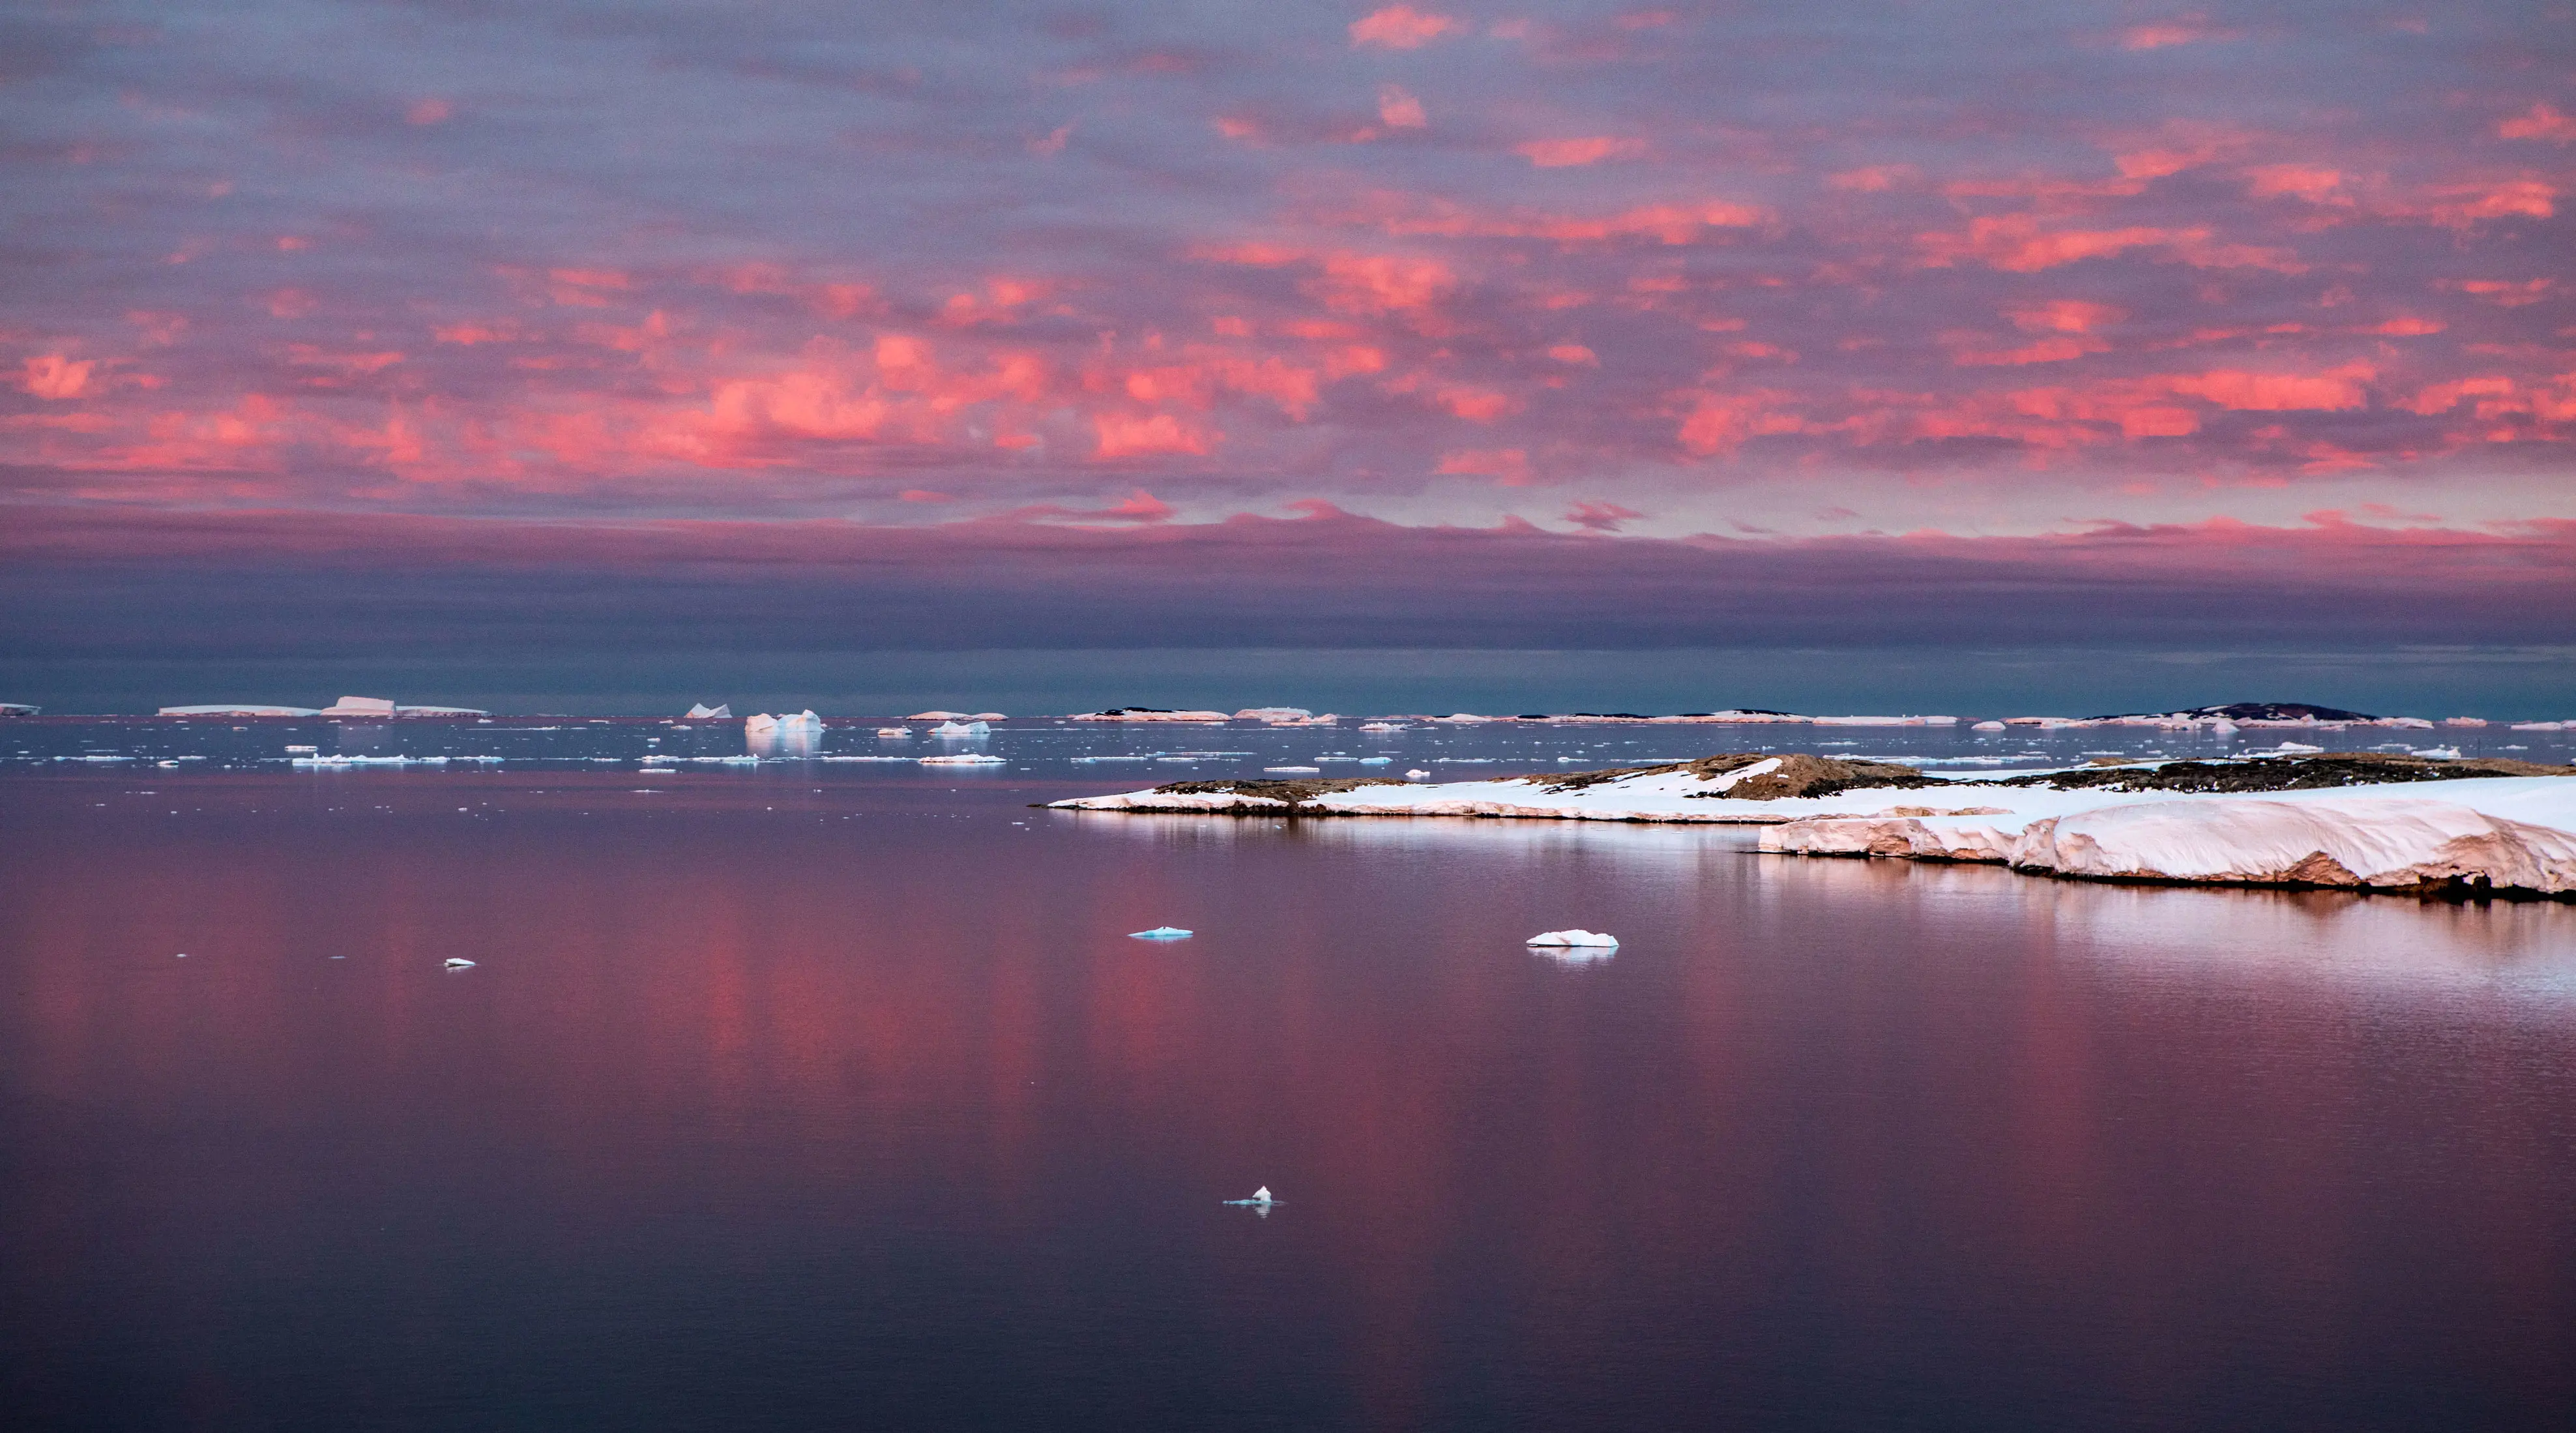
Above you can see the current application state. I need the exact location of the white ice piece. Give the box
[1526,929,1620,948]
[1264,765,1322,774]
[1405,769,1430,780]
[1972,720,2006,731]
[686,702,732,719]
[1129,926,1193,939]
[158,704,321,717]
[969,712,1008,722]
[1235,707,1311,721]
[876,727,913,738]
[929,720,991,737]
[909,711,967,721]
[920,753,1005,765]
[1222,1186,1277,1206]
[444,958,476,970]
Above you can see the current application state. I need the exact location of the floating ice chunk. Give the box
[157,760,179,768]
[929,720,991,737]
[875,727,912,738]
[443,958,476,970]
[1358,722,1407,732]
[2246,741,2325,756]
[969,712,1008,722]
[1235,707,1311,721]
[1526,929,1619,948]
[1264,765,1322,774]
[1222,1186,1277,1206]
[323,696,400,716]
[686,702,731,719]
[909,711,967,721]
[1358,756,1392,765]
[1972,720,2006,731]
[158,703,320,716]
[920,752,1005,765]
[1130,926,1193,940]
[2414,746,2463,760]
[1406,769,1430,780]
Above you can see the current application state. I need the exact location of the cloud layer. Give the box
[0,2,2569,698]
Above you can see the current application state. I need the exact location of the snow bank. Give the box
[1056,761,2576,896]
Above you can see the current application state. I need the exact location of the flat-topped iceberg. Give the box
[160,704,321,717]
[686,702,731,719]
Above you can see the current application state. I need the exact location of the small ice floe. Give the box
[1526,929,1619,949]
[1358,757,1392,765]
[1972,720,2006,731]
[443,958,476,971]
[1263,765,1322,774]
[1222,1185,1278,1207]
[1358,722,1407,732]
[156,760,179,768]
[1405,769,1430,780]
[175,953,187,958]
[929,720,991,737]
[1129,926,1193,940]
[284,745,318,754]
[875,727,912,738]
[2413,745,2464,760]
[920,753,1006,766]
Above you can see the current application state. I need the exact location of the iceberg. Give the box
[909,711,967,720]
[0,702,37,716]
[1129,926,1193,939]
[920,752,1005,765]
[686,702,732,719]
[969,712,1008,722]
[443,958,476,970]
[875,726,913,738]
[929,720,991,736]
[1972,720,2006,731]
[160,703,322,716]
[1358,721,1407,732]
[1222,1186,1277,1206]
[1235,707,1311,721]
[1527,929,1619,948]
[1405,769,1429,780]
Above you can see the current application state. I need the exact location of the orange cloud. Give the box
[2245,164,2347,205]
[18,354,95,400]
[1676,390,1799,455]
[1377,85,1426,130]
[2498,102,2576,143]
[1350,6,1460,50]
[2419,178,2555,229]
[1356,196,1768,245]
[1515,137,1645,168]
[1546,343,1598,365]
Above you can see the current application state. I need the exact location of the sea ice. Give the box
[1972,720,2006,731]
[1130,926,1194,939]
[444,958,476,970]
[919,753,1005,765]
[1406,769,1429,780]
[1264,765,1323,773]
[685,702,732,718]
[875,727,913,737]
[929,720,991,737]
[158,704,322,717]
[1526,929,1619,948]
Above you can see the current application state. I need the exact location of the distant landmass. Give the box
[2090,702,2379,723]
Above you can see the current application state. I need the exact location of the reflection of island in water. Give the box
[745,710,821,758]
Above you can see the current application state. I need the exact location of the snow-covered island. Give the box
[1049,752,2576,897]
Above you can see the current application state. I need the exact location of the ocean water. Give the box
[4,717,2573,1430]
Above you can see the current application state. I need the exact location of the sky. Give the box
[3,1,2572,713]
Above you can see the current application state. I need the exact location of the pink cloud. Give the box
[1349,6,1460,50]
[1093,411,1212,458]
[1564,499,1643,532]
[2008,300,2128,334]
[18,354,96,400]
[405,98,452,126]
[1545,343,1598,365]
[2118,14,2239,50]
[1434,447,1530,483]
[1377,85,1426,129]
[2163,363,2373,412]
[2498,103,2576,143]
[1515,137,1646,168]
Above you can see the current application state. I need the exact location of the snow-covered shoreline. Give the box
[1049,759,2576,896]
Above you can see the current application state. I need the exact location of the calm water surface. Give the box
[4,722,2573,1430]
